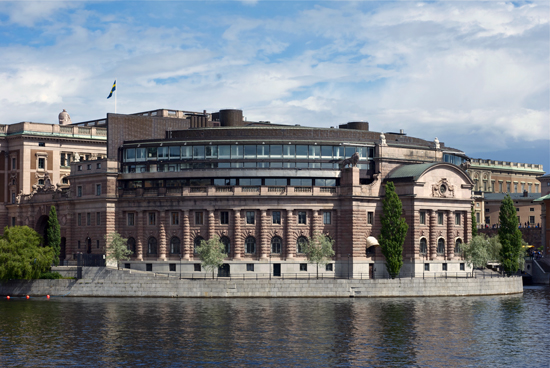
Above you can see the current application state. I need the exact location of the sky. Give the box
[0,0,548,170]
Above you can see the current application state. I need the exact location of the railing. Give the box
[294,187,312,193]
[60,126,73,134]
[216,187,233,193]
[166,187,183,196]
[319,187,336,193]
[78,127,91,135]
[268,186,285,193]
[143,188,159,196]
[242,186,260,193]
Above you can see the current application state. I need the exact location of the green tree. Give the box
[379,181,408,278]
[0,226,54,280]
[462,235,490,272]
[196,236,226,279]
[303,232,335,279]
[105,232,132,270]
[46,206,61,266]
[471,205,478,237]
[486,235,502,262]
[498,195,523,274]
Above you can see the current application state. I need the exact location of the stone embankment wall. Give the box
[0,267,523,298]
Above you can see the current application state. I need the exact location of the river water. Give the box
[0,286,549,367]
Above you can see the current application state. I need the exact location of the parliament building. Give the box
[6,108,478,278]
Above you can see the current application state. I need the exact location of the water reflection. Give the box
[1,287,549,367]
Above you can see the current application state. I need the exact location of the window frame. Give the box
[127,213,135,226]
[298,211,307,225]
[272,211,281,225]
[246,211,255,225]
[195,211,204,225]
[220,211,229,225]
[323,211,331,225]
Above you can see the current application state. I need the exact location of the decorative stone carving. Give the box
[379,132,387,146]
[339,152,360,169]
[58,109,72,125]
[434,137,440,150]
[460,160,471,171]
[73,152,80,162]
[432,178,455,198]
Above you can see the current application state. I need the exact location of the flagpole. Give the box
[115,78,117,114]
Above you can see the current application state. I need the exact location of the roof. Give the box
[534,193,550,202]
[385,163,440,181]
[484,193,542,201]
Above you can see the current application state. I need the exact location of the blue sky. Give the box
[0,1,548,170]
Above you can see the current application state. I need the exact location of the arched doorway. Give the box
[60,237,66,261]
[35,215,49,245]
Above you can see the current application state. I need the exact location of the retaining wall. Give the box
[0,267,523,298]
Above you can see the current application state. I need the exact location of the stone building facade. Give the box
[9,108,475,278]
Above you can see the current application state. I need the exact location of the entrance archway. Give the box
[35,215,49,245]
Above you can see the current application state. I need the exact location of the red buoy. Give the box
[26,295,29,299]
[46,295,50,299]
[6,296,10,300]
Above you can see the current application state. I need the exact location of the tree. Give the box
[462,235,490,272]
[486,235,502,262]
[46,206,61,266]
[498,195,523,274]
[104,232,132,270]
[0,226,55,280]
[471,205,478,237]
[303,232,335,279]
[378,181,408,278]
[195,236,226,278]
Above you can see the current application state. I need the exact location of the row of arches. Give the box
[419,238,462,255]
[125,235,311,256]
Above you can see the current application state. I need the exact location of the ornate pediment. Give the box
[432,178,455,198]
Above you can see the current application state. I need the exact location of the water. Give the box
[1,287,549,367]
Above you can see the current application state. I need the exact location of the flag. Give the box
[107,80,116,99]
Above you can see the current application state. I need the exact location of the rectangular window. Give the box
[530,208,535,212]
[146,264,153,272]
[87,164,92,170]
[272,211,281,225]
[169,264,176,272]
[78,213,82,226]
[367,211,374,225]
[96,212,101,226]
[77,186,82,197]
[499,182,503,192]
[323,211,331,225]
[246,264,254,272]
[420,211,426,225]
[38,158,45,169]
[96,184,101,196]
[300,263,308,271]
[424,263,430,271]
[298,211,307,224]
[326,263,333,271]
[11,192,15,204]
[455,213,461,225]
[535,184,539,192]
[11,217,15,227]
[86,213,91,226]
[96,240,100,249]
[97,163,101,169]
[171,212,179,225]
[220,211,229,225]
[442,263,447,271]
[11,157,16,170]
[194,264,201,272]
[127,213,135,226]
[78,240,81,249]
[149,212,156,226]
[514,183,518,193]
[438,212,444,225]
[195,211,203,225]
[246,211,255,225]
[506,182,511,192]
[530,216,535,224]
[460,263,465,271]
[78,165,82,171]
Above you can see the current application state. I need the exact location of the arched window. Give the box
[419,238,427,255]
[454,238,462,254]
[245,236,256,254]
[220,236,231,254]
[271,236,282,254]
[127,237,136,254]
[194,236,204,253]
[366,246,375,256]
[170,236,181,254]
[296,236,308,254]
[148,237,157,255]
[437,238,445,255]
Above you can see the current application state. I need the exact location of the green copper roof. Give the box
[534,193,550,202]
[386,163,440,181]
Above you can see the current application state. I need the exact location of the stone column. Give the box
[286,209,295,258]
[447,210,454,260]
[208,209,216,239]
[136,212,143,260]
[158,211,166,261]
[429,210,436,260]
[233,209,242,259]
[183,210,190,260]
[465,209,472,245]
[312,210,320,236]
[260,210,268,259]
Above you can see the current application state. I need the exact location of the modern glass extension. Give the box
[122,144,375,173]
